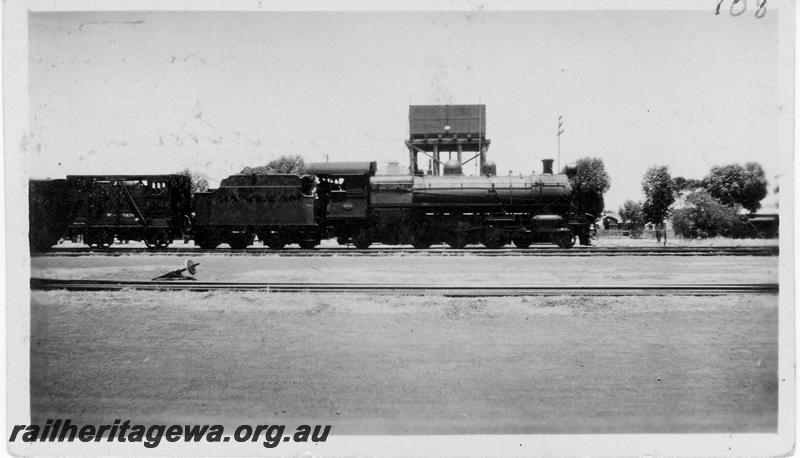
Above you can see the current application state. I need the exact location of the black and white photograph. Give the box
[5,0,795,456]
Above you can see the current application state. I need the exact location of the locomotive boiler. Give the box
[310,158,583,249]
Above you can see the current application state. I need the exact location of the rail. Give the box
[30,278,779,296]
[31,246,779,257]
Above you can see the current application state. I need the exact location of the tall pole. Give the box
[557,115,565,171]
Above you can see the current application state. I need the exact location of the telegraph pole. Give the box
[557,115,565,171]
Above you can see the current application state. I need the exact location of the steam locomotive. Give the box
[28,105,594,250]
[28,159,591,251]
[309,159,588,249]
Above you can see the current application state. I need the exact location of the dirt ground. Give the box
[31,254,779,285]
[31,291,777,434]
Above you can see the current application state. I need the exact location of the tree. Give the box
[671,176,703,192]
[241,154,306,175]
[641,166,675,223]
[568,157,611,218]
[618,200,646,235]
[177,169,209,193]
[670,190,745,239]
[703,162,767,212]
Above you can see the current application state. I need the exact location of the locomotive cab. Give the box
[307,161,377,247]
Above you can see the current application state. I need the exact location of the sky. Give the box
[28,10,780,211]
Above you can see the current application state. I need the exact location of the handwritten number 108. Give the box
[715,0,767,18]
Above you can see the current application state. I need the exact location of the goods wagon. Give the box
[66,175,192,248]
[29,179,72,251]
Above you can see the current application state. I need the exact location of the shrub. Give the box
[670,190,745,238]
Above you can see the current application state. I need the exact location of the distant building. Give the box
[601,211,620,230]
[376,161,408,176]
[745,213,779,238]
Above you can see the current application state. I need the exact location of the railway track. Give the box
[32,245,779,257]
[30,278,779,296]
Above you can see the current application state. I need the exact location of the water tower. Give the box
[405,104,491,176]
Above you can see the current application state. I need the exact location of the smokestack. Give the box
[542,159,554,174]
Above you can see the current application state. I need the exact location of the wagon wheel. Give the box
[228,240,249,249]
[87,229,114,249]
[352,228,371,249]
[145,229,169,249]
[298,240,318,249]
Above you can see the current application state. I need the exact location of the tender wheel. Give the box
[263,235,285,250]
[352,229,371,249]
[298,240,318,249]
[411,233,434,249]
[194,229,219,249]
[196,239,219,249]
[512,238,532,249]
[412,240,432,249]
[228,232,254,249]
[260,232,285,250]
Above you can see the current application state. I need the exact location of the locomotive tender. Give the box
[27,104,594,250]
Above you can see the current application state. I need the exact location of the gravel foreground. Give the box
[31,291,778,434]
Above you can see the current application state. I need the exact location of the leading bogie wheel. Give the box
[554,232,576,249]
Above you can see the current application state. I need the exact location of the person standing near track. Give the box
[655,222,667,246]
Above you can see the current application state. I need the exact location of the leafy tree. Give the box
[618,200,646,235]
[671,176,703,192]
[241,154,306,175]
[703,162,767,212]
[177,168,209,193]
[568,157,611,218]
[670,190,745,238]
[642,166,675,223]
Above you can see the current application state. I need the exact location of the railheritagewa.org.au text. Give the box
[9,419,331,448]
